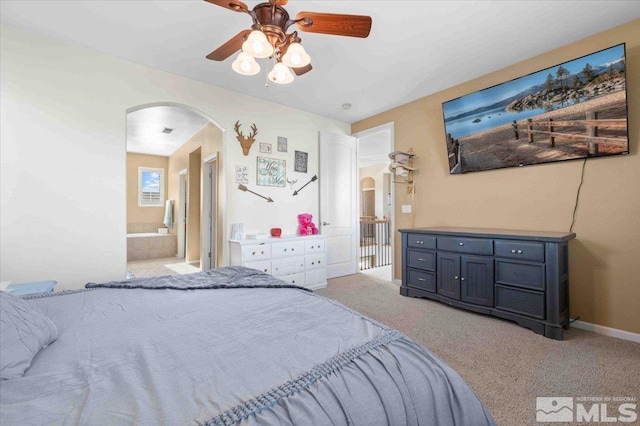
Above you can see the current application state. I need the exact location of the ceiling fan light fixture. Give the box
[232,52,260,75]
[281,43,311,68]
[268,62,295,84]
[242,30,274,58]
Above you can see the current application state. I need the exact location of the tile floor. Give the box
[126,257,200,279]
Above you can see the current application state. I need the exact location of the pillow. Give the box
[0,291,58,379]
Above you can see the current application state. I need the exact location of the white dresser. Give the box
[229,235,327,290]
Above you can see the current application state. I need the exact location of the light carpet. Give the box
[316,273,640,425]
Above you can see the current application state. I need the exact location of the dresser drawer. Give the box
[305,239,325,254]
[495,240,544,262]
[271,256,305,276]
[407,250,435,271]
[437,237,493,255]
[278,272,306,287]
[271,241,305,258]
[305,253,325,270]
[306,268,327,288]
[244,260,271,274]
[407,234,436,249]
[496,260,545,290]
[407,269,436,293]
[495,285,545,319]
[241,243,271,261]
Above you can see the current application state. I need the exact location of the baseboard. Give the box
[571,319,640,344]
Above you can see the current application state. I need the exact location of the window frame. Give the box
[138,167,165,208]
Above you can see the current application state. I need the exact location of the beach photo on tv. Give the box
[442,44,629,174]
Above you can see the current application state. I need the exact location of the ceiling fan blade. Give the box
[295,12,372,38]
[206,30,251,61]
[292,63,312,76]
[203,0,249,13]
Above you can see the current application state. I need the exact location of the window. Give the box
[138,167,165,207]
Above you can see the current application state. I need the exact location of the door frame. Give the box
[201,153,219,271]
[177,168,187,259]
[353,122,396,282]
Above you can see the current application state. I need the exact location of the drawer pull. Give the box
[417,258,426,261]
[417,278,426,281]
[511,249,516,253]
[459,242,464,246]
[292,280,296,284]
[511,249,524,254]
[517,250,523,254]
[263,269,267,272]
[252,251,256,255]
[284,248,287,252]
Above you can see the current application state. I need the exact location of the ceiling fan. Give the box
[204,0,372,84]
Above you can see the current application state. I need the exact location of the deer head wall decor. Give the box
[234,120,258,156]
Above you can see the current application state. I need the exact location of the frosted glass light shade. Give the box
[242,30,274,58]
[281,43,311,68]
[232,52,260,75]
[268,62,294,84]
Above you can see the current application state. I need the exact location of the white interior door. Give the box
[319,131,358,278]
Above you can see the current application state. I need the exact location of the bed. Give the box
[1,266,495,425]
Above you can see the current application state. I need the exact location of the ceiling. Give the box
[2,1,639,129]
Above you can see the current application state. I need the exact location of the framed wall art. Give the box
[294,150,308,173]
[257,156,286,187]
[277,136,288,152]
[235,165,249,184]
[259,143,272,154]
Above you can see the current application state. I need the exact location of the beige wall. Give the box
[167,123,224,266]
[126,153,168,229]
[352,19,640,334]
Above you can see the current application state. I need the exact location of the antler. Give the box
[248,123,258,139]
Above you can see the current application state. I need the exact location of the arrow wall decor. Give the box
[293,175,318,196]
[238,184,274,202]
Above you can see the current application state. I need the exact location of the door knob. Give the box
[322,222,331,226]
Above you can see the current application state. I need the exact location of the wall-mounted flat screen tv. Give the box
[442,43,628,174]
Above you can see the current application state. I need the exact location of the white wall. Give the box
[0,24,349,290]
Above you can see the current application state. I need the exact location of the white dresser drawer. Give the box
[305,239,325,254]
[241,244,271,261]
[305,268,327,289]
[244,260,271,274]
[271,241,305,258]
[278,272,306,287]
[305,253,325,270]
[271,256,305,277]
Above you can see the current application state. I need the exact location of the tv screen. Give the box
[442,43,629,174]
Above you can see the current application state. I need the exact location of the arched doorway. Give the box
[125,103,225,278]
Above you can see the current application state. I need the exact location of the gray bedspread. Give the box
[0,266,495,425]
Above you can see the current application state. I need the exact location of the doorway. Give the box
[354,123,395,282]
[125,103,224,278]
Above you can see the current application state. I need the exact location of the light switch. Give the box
[401,204,412,213]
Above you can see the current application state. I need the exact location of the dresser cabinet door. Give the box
[437,253,461,300]
[460,256,494,307]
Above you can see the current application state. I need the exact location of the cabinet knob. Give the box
[292,280,296,284]
[461,277,466,281]
[511,249,516,253]
[252,251,256,255]
[459,242,464,246]
[284,248,287,252]
[454,275,459,280]
[517,250,523,254]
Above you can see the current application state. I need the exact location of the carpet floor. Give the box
[316,273,640,425]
